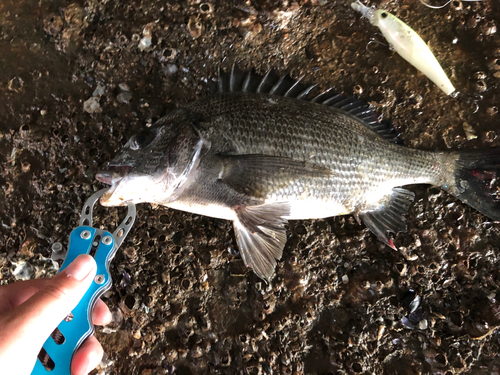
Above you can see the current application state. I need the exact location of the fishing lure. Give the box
[351,1,456,96]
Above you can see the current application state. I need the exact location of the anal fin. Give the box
[232,202,290,281]
[357,188,415,249]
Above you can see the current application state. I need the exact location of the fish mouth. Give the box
[96,165,133,185]
[96,165,133,206]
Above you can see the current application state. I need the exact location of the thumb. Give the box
[12,255,97,347]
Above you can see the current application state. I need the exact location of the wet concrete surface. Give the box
[1,0,500,373]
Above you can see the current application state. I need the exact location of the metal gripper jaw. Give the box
[32,188,136,375]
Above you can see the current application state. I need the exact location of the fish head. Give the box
[96,112,205,206]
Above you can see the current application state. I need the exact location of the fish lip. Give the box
[95,171,113,185]
[96,165,133,185]
[96,165,135,206]
[100,187,116,205]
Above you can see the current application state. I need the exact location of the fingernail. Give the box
[103,309,113,325]
[64,255,96,281]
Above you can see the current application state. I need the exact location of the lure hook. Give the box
[366,36,388,54]
[418,0,453,9]
[418,0,484,9]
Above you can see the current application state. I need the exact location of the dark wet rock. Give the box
[10,260,34,280]
[187,16,204,39]
[117,92,132,104]
[138,37,152,52]
[7,77,24,92]
[43,14,63,37]
[119,83,130,91]
[64,4,85,28]
[92,84,106,97]
[402,307,423,329]
[199,3,213,15]
[402,289,421,313]
[83,97,101,113]
[161,64,179,76]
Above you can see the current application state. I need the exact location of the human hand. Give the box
[0,255,111,375]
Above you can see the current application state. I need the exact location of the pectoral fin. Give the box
[232,202,290,281]
[221,154,332,199]
[357,188,415,249]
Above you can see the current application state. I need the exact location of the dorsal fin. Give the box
[212,64,399,142]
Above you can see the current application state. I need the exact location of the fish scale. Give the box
[187,93,440,208]
[97,68,500,280]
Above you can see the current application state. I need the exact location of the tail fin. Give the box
[451,149,500,221]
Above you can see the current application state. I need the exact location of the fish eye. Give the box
[381,12,388,18]
[129,130,155,150]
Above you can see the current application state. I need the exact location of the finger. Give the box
[0,279,48,313]
[8,255,96,346]
[0,278,111,324]
[92,299,112,326]
[71,335,103,375]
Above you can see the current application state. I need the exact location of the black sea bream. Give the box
[96,67,500,280]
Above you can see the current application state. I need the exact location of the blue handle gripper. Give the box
[31,189,135,375]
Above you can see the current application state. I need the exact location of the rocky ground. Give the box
[1,0,500,374]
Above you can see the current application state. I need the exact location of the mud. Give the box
[1,0,500,374]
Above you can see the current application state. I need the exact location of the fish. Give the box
[96,66,500,280]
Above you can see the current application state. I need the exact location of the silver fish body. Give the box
[97,68,500,280]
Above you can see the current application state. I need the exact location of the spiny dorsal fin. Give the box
[213,64,399,142]
[357,187,415,249]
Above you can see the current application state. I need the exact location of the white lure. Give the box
[351,1,455,96]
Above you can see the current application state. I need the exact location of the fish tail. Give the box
[448,149,500,220]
